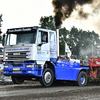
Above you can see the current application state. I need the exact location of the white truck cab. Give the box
[3,26,57,65]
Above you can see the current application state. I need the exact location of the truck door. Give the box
[50,31,57,61]
[36,30,49,63]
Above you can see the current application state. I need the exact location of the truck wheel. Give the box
[39,68,54,87]
[11,76,24,84]
[77,71,87,86]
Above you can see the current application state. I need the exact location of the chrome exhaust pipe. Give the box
[56,28,59,57]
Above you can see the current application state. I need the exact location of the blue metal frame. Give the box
[54,60,89,81]
[3,63,43,77]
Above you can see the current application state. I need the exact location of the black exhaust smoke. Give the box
[52,0,95,28]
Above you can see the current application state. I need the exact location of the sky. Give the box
[0,0,54,33]
[0,0,100,35]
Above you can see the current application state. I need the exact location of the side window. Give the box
[41,31,48,43]
[39,31,48,43]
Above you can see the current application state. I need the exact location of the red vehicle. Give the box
[89,57,100,81]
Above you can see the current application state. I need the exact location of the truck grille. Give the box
[6,51,30,61]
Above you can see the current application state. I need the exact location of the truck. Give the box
[2,26,89,86]
[88,57,100,82]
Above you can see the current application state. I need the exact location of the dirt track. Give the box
[0,81,100,100]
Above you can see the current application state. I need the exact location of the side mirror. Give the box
[37,43,43,46]
[2,34,5,46]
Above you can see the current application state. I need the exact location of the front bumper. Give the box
[3,63,43,77]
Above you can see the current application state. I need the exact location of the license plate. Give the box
[13,68,20,71]
[13,71,22,73]
[13,53,20,55]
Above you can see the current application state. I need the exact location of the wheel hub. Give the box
[80,76,85,84]
[44,72,52,83]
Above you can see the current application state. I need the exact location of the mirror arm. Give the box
[2,34,6,46]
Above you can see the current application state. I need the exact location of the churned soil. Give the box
[0,81,100,100]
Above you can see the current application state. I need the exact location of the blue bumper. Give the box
[3,63,43,77]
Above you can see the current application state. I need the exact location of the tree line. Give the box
[39,16,100,60]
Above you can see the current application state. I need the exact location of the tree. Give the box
[59,26,100,59]
[68,27,100,59]
[59,27,69,55]
[39,16,56,30]
[0,14,3,43]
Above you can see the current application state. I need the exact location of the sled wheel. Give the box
[39,68,54,87]
[77,71,87,86]
[11,76,24,84]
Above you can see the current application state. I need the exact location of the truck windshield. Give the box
[5,31,37,45]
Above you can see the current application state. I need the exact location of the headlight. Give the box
[26,65,34,68]
[26,52,30,55]
[5,57,8,59]
[26,56,30,58]
[6,53,8,55]
[4,65,8,68]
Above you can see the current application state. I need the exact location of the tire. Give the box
[11,76,24,84]
[77,71,87,86]
[39,68,54,87]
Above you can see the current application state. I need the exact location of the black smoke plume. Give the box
[52,0,94,28]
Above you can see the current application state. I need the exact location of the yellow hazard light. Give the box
[92,58,94,60]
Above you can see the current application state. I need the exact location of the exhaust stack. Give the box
[56,29,59,57]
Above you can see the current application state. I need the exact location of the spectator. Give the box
[66,56,70,61]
